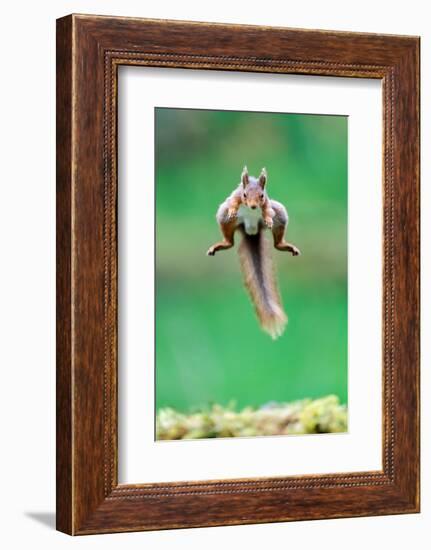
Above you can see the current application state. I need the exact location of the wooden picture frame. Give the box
[56,14,420,535]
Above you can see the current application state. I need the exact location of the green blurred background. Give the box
[155,107,347,412]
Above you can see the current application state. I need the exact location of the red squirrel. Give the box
[207,166,300,339]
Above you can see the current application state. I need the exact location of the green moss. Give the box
[156,395,347,440]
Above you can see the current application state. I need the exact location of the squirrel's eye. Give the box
[243,193,247,198]
[260,194,264,199]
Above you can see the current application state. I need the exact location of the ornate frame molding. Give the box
[57,15,419,534]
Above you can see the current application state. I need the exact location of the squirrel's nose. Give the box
[251,205,257,210]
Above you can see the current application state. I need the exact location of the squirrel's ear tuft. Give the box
[241,165,249,188]
[259,167,267,188]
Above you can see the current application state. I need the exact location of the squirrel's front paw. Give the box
[264,217,274,229]
[227,209,238,220]
[291,245,301,256]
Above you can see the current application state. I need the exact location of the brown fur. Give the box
[238,227,287,339]
[272,224,300,254]
[207,167,300,338]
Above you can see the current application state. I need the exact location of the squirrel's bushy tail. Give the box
[238,228,287,339]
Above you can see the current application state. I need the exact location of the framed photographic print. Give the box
[56,14,420,534]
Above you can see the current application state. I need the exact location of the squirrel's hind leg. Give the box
[272,224,301,256]
[207,219,237,256]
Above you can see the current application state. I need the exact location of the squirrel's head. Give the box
[241,166,267,209]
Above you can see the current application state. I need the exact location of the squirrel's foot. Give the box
[275,242,301,255]
[264,217,274,229]
[207,240,234,255]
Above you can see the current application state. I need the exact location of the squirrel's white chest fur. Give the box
[237,205,262,235]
